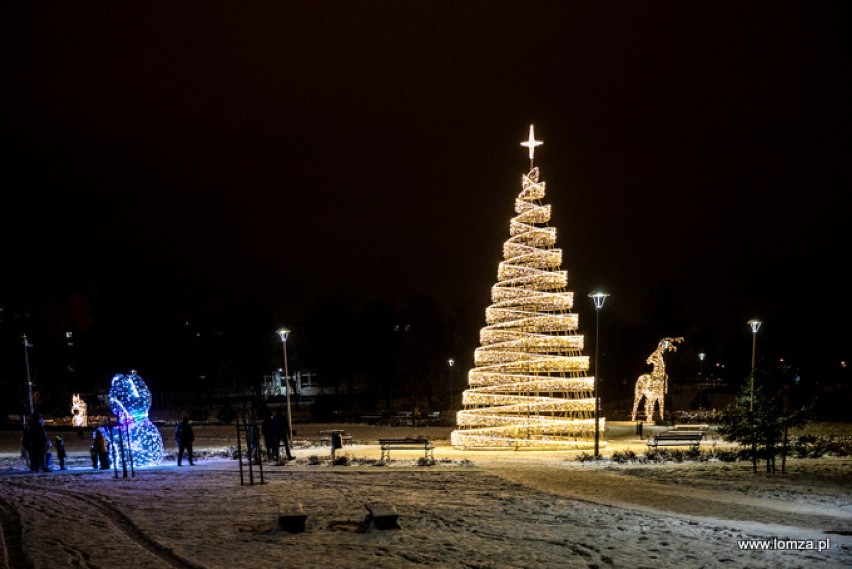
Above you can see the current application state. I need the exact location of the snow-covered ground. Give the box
[1,422,850,568]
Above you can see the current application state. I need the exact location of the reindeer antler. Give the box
[660,337,684,351]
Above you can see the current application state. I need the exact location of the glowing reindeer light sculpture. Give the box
[451,126,597,449]
[104,371,164,467]
[71,393,88,428]
[631,337,684,422]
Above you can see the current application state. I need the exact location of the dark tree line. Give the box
[2,271,848,423]
[0,280,477,421]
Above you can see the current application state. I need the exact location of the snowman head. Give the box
[108,371,152,424]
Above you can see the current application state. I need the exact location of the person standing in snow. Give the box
[90,432,99,468]
[55,435,67,470]
[23,413,50,472]
[175,416,195,466]
[93,429,110,470]
[261,409,276,461]
[272,407,293,461]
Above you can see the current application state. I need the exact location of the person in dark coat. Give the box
[90,432,99,469]
[93,429,110,470]
[261,410,276,460]
[330,430,343,460]
[23,413,50,472]
[272,407,293,461]
[175,416,195,466]
[55,435,67,470]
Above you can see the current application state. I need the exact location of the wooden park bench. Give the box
[647,430,705,449]
[390,411,413,426]
[423,411,443,425]
[319,430,353,447]
[378,437,434,462]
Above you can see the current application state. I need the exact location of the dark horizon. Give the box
[2,3,850,414]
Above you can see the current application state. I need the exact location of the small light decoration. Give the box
[451,126,600,449]
[631,337,684,422]
[71,393,88,428]
[106,371,164,467]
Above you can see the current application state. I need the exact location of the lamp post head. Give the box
[448,358,455,367]
[698,352,706,362]
[276,327,291,343]
[748,319,762,334]
[588,291,610,311]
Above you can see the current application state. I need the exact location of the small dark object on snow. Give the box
[362,503,400,531]
[278,503,308,534]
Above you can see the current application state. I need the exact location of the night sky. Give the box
[3,3,850,383]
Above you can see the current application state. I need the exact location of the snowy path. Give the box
[1,461,850,569]
[486,462,852,544]
[1,424,850,567]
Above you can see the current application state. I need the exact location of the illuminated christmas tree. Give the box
[451,126,600,449]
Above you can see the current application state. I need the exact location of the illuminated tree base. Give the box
[450,418,606,449]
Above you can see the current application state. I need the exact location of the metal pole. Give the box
[747,319,761,474]
[593,308,600,458]
[236,421,244,486]
[23,335,34,416]
[448,359,455,411]
[588,292,608,458]
[283,340,293,441]
[749,331,757,412]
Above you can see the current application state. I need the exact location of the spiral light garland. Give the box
[451,126,602,449]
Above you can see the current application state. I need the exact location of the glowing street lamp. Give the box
[588,291,609,457]
[276,327,293,441]
[747,319,762,411]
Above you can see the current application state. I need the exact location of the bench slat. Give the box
[655,433,703,439]
[647,428,705,448]
[378,438,434,462]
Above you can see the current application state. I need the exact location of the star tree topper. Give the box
[520,124,543,166]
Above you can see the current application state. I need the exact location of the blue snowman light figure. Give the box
[105,371,164,467]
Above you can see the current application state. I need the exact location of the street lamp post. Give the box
[588,292,609,458]
[23,334,33,418]
[747,319,762,474]
[276,327,294,441]
[747,319,762,412]
[698,352,707,407]
[448,359,455,411]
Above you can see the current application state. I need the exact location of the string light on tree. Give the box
[451,126,600,449]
